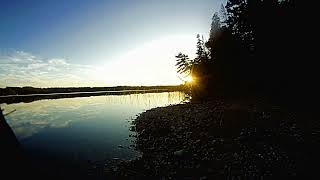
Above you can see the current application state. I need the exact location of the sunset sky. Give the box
[0,0,225,87]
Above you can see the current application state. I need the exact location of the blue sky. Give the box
[0,0,225,87]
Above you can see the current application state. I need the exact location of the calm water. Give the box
[1,91,185,177]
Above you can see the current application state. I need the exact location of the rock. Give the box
[174,149,185,156]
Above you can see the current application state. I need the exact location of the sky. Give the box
[0,0,225,87]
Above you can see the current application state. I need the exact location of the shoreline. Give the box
[115,99,319,179]
[0,89,183,104]
[0,85,184,96]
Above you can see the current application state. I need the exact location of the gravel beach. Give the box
[115,99,320,179]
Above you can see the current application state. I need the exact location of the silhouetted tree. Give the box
[219,4,227,26]
[209,13,221,42]
[206,13,222,61]
[224,0,301,98]
[175,52,192,75]
[194,34,209,63]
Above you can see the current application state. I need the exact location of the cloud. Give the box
[0,50,41,64]
[48,58,68,65]
[0,50,102,87]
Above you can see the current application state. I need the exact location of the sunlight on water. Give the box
[2,92,184,139]
[1,91,185,163]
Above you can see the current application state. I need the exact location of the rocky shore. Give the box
[113,99,319,179]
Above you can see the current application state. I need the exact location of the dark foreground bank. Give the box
[0,109,77,180]
[115,99,320,179]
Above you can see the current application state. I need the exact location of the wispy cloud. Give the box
[0,50,101,87]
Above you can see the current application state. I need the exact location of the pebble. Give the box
[174,149,185,156]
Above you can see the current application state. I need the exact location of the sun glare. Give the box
[89,35,197,86]
[185,75,193,83]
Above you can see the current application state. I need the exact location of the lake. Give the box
[1,91,185,178]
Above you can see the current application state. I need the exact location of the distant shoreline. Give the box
[0,85,184,96]
[0,89,179,98]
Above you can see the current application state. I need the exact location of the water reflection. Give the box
[1,92,185,163]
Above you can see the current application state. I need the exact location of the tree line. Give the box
[176,0,310,105]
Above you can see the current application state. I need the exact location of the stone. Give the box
[174,149,185,156]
